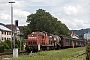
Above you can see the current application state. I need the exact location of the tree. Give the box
[86,41,90,60]
[22,26,31,39]
[23,9,69,36]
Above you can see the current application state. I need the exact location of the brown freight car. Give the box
[59,34,85,48]
[59,35,71,48]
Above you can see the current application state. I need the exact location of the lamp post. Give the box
[9,1,15,50]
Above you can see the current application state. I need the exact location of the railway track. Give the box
[68,52,86,60]
[0,52,27,59]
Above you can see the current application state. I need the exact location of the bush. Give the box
[1,42,10,49]
[0,45,4,53]
[86,41,90,60]
[4,40,11,49]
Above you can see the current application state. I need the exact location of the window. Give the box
[2,32,3,34]
[5,32,6,35]
[2,37,3,40]
[7,32,8,35]
[4,38,6,40]
[32,32,36,34]
[7,32,10,35]
[39,32,43,35]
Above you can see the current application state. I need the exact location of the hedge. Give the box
[0,45,4,53]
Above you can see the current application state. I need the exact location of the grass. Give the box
[2,47,86,60]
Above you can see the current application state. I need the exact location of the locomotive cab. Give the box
[26,31,51,52]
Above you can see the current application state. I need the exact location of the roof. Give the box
[18,26,23,32]
[6,24,23,32]
[71,31,79,39]
[6,24,15,30]
[0,25,11,31]
[0,23,6,27]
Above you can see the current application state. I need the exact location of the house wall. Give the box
[0,24,22,41]
[0,31,11,42]
[84,33,90,40]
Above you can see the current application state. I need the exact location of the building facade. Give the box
[0,23,23,42]
[84,32,90,40]
[0,25,11,42]
[6,24,23,40]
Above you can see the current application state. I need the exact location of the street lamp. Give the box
[9,1,15,50]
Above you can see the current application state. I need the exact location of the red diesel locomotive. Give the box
[25,30,85,53]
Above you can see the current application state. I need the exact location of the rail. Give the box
[0,52,27,59]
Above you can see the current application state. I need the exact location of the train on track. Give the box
[25,30,85,53]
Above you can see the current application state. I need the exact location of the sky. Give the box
[0,0,90,30]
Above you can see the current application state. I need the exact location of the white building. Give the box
[84,32,90,40]
[0,25,11,42]
[6,24,22,40]
[0,23,23,42]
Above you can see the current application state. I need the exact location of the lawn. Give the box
[2,47,86,60]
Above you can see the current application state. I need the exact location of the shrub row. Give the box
[0,45,4,53]
[0,39,25,53]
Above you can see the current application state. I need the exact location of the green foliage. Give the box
[21,39,25,50]
[0,39,25,51]
[15,44,18,48]
[22,26,31,39]
[24,9,69,36]
[2,42,10,49]
[0,40,11,49]
[86,41,90,60]
[0,45,4,53]
[13,39,24,49]
[4,40,11,49]
[0,42,10,49]
[78,34,84,39]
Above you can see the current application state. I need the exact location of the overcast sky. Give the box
[0,0,90,30]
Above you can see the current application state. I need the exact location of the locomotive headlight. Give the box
[32,35,33,36]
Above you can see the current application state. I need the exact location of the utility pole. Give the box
[9,1,15,50]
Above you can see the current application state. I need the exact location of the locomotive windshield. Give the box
[39,32,44,35]
[31,32,44,35]
[32,32,36,34]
